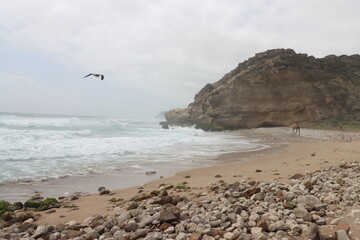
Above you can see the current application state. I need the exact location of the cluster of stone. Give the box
[1,161,360,239]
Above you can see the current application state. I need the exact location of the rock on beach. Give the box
[1,160,360,239]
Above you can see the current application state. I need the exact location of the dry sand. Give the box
[33,127,360,226]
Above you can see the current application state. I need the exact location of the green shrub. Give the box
[42,198,58,205]
[24,200,42,209]
[36,198,60,211]
[0,200,10,211]
[12,202,24,210]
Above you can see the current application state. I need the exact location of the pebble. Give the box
[2,160,360,240]
[336,230,350,240]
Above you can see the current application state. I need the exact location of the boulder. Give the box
[84,229,100,240]
[127,201,139,210]
[293,207,312,222]
[241,187,261,198]
[256,219,269,232]
[190,232,203,240]
[290,173,304,180]
[32,225,53,239]
[336,222,350,234]
[297,195,321,210]
[159,206,181,223]
[304,223,319,240]
[336,230,350,240]
[318,225,336,240]
[131,229,148,240]
[124,221,139,232]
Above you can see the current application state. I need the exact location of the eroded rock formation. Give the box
[165,49,360,129]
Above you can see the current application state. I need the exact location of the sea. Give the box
[0,112,268,201]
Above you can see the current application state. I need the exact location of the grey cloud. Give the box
[0,0,359,117]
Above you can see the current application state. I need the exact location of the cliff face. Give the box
[165,49,360,129]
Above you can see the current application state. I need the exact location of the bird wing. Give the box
[83,73,93,78]
[100,75,104,80]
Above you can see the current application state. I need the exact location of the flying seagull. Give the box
[83,73,104,80]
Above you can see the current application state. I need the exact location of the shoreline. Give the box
[0,126,311,203]
[2,126,350,203]
[32,127,360,226]
[1,127,358,204]
[0,129,267,203]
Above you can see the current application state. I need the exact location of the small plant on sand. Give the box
[175,181,190,190]
[176,184,190,190]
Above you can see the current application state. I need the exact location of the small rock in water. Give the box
[146,171,157,175]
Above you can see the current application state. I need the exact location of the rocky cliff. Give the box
[165,49,360,130]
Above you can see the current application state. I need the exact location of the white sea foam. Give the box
[0,112,267,184]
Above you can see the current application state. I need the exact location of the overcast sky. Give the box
[0,0,359,118]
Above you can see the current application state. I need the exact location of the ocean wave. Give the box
[0,167,99,185]
[0,113,134,128]
[0,113,267,185]
[0,116,79,127]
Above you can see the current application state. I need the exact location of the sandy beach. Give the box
[30,127,360,226]
[3,127,360,239]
